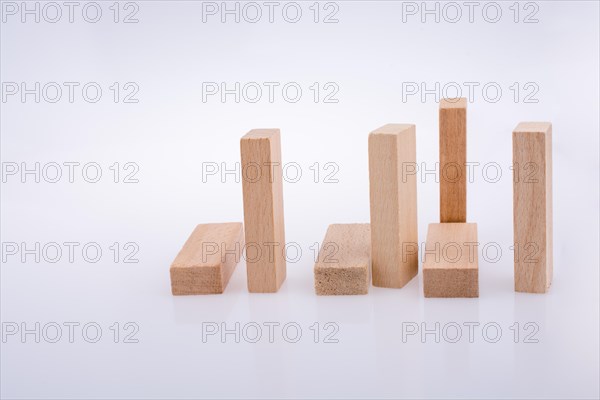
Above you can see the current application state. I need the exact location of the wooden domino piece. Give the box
[423,223,479,298]
[170,223,244,295]
[440,98,467,223]
[368,124,418,288]
[314,224,371,295]
[513,122,553,293]
[240,129,286,293]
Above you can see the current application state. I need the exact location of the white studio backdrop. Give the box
[1,1,599,399]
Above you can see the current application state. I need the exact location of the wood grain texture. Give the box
[440,98,467,223]
[368,124,418,288]
[423,223,479,298]
[170,223,244,295]
[513,122,553,293]
[314,224,371,295]
[240,129,286,293]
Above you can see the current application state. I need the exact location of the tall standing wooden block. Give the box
[368,124,418,288]
[440,98,467,223]
[513,122,553,293]
[170,223,244,295]
[240,129,286,293]
[314,224,371,295]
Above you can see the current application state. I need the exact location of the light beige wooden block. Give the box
[423,223,479,298]
[440,98,467,223]
[240,129,286,293]
[170,223,244,295]
[314,224,371,295]
[368,124,418,288]
[513,122,553,293]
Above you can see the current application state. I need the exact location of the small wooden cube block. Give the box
[314,224,371,295]
[423,223,479,298]
[170,223,244,295]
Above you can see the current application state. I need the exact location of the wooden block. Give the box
[440,98,467,223]
[240,129,286,293]
[513,122,553,293]
[314,224,371,295]
[170,223,244,295]
[423,223,479,298]
[368,124,418,288]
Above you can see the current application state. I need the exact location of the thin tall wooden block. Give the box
[368,124,418,288]
[423,223,479,298]
[513,122,553,293]
[314,224,371,295]
[440,98,467,223]
[240,129,286,293]
[170,223,244,295]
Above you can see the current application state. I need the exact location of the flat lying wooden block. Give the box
[423,223,479,298]
[240,129,286,293]
[368,124,418,289]
[439,98,467,223]
[513,122,553,293]
[314,224,371,295]
[170,223,244,295]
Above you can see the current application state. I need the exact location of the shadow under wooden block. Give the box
[170,223,244,295]
[314,224,371,295]
[513,122,553,293]
[423,223,479,298]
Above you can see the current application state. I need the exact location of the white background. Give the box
[1,1,599,398]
